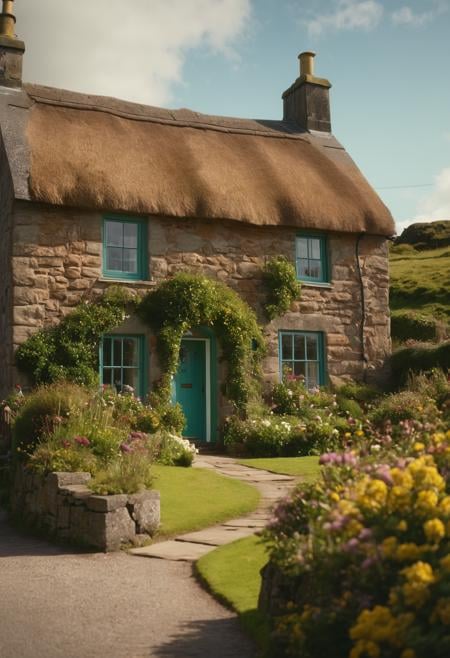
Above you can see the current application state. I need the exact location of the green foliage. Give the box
[262,256,301,320]
[15,287,131,386]
[336,382,381,404]
[270,378,336,417]
[151,430,196,467]
[391,310,441,343]
[395,219,450,249]
[369,390,439,427]
[138,273,265,410]
[13,382,91,454]
[90,452,154,495]
[335,395,364,419]
[390,340,450,387]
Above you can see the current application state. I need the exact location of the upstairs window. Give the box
[295,234,329,283]
[102,217,147,280]
[100,335,145,398]
[279,331,325,389]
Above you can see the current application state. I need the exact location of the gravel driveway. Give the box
[0,510,255,658]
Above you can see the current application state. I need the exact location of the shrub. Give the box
[262,429,450,658]
[262,256,301,320]
[391,341,450,388]
[391,311,440,343]
[369,390,439,427]
[335,395,364,419]
[270,379,336,417]
[12,383,91,454]
[90,451,154,495]
[15,287,130,386]
[336,382,381,404]
[151,430,197,467]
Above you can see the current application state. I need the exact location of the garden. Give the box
[198,369,450,658]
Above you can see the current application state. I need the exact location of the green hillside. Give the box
[389,221,450,342]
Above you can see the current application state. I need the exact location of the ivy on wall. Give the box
[138,273,265,410]
[16,287,132,386]
[262,256,301,320]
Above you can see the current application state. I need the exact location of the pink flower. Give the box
[74,435,90,447]
[120,443,132,453]
[62,440,71,449]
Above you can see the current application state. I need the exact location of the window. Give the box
[295,234,329,283]
[100,335,145,397]
[279,331,325,389]
[102,217,147,280]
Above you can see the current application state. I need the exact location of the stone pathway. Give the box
[131,455,297,561]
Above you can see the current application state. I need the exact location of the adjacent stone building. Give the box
[0,3,395,443]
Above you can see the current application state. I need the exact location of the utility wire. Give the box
[375,183,433,190]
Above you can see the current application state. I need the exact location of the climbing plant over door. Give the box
[138,273,265,411]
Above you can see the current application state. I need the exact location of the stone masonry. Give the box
[11,465,160,551]
[4,200,391,408]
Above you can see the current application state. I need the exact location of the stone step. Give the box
[130,540,214,562]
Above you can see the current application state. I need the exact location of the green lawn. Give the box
[196,535,270,652]
[238,455,320,480]
[153,465,260,537]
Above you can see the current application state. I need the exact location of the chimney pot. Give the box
[0,0,16,38]
[299,51,315,77]
[0,0,25,88]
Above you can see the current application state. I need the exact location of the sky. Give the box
[14,0,450,233]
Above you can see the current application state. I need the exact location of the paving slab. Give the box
[176,525,256,546]
[222,517,268,528]
[130,540,214,561]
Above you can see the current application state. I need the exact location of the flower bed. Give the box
[260,413,450,658]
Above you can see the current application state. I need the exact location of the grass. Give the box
[389,244,450,322]
[196,535,270,653]
[152,465,260,537]
[238,455,320,480]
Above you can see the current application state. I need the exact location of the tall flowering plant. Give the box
[263,429,450,658]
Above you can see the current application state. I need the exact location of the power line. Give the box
[375,183,433,190]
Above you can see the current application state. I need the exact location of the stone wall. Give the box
[0,134,14,397]
[11,466,160,551]
[9,201,391,405]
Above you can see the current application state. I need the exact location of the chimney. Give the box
[282,51,331,132]
[0,0,24,88]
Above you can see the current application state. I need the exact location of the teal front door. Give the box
[175,340,207,441]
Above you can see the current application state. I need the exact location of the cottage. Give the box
[0,2,395,443]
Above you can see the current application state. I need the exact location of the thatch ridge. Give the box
[24,84,395,236]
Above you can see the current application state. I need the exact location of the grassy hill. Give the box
[389,221,450,342]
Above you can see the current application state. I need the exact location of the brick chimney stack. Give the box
[0,0,25,88]
[282,51,331,133]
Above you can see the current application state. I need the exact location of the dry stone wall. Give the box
[11,466,160,551]
[8,201,391,403]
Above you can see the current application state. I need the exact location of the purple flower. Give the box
[74,435,90,447]
[120,443,132,453]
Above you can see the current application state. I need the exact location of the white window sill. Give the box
[299,281,333,289]
[99,277,155,286]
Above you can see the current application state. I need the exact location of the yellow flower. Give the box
[396,543,422,562]
[397,520,408,532]
[390,468,413,489]
[439,496,450,517]
[401,650,416,658]
[415,490,438,514]
[388,486,411,512]
[357,478,388,512]
[413,442,425,452]
[330,492,340,502]
[381,536,398,558]
[433,598,450,625]
[355,430,364,437]
[440,555,450,572]
[401,561,435,607]
[407,457,445,491]
[423,518,445,544]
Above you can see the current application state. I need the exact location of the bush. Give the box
[90,451,154,495]
[270,379,336,417]
[369,390,439,427]
[262,428,450,658]
[391,341,450,387]
[13,383,91,454]
[336,382,381,404]
[391,311,440,343]
[262,256,301,320]
[151,430,197,467]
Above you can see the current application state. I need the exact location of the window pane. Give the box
[281,334,292,360]
[310,238,321,260]
[307,362,319,388]
[294,362,306,379]
[112,368,123,392]
[102,368,112,386]
[296,238,308,259]
[123,338,138,366]
[307,260,322,280]
[107,247,123,271]
[306,335,318,360]
[294,334,306,360]
[113,339,122,367]
[123,248,138,273]
[123,223,138,249]
[102,338,112,366]
[297,260,310,278]
[106,221,123,247]
[123,368,138,393]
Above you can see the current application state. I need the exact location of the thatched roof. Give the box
[0,83,394,236]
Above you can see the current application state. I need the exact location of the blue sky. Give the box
[16,1,450,232]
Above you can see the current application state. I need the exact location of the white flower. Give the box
[262,419,271,427]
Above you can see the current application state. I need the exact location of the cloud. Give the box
[414,167,450,221]
[15,0,251,105]
[304,0,384,37]
[391,2,448,27]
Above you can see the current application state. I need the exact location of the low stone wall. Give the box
[11,466,160,551]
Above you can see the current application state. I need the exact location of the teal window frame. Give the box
[278,330,326,389]
[295,233,329,283]
[102,216,148,281]
[99,335,147,399]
